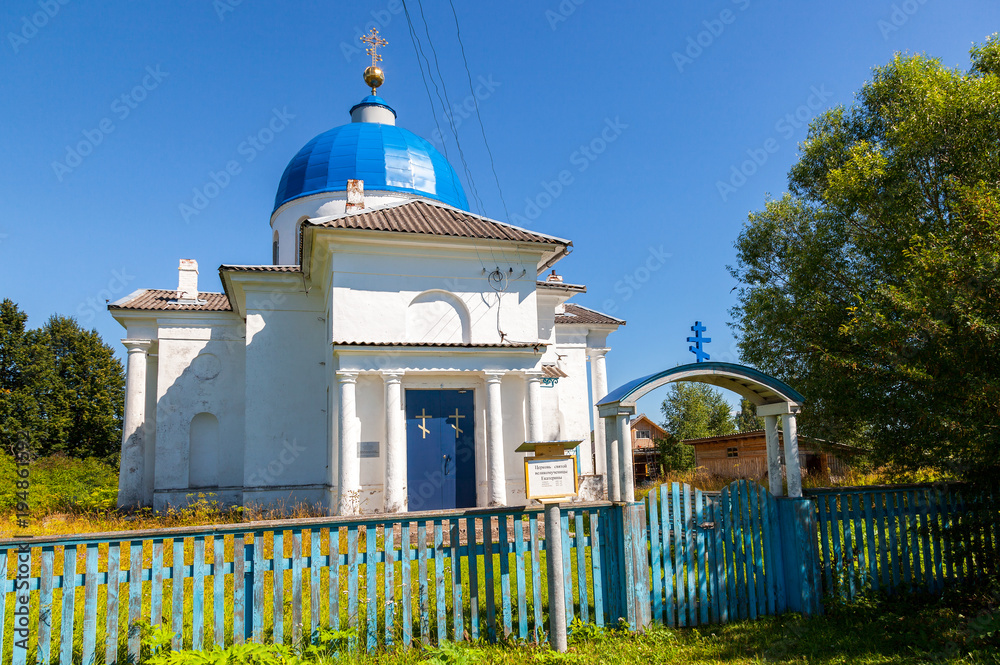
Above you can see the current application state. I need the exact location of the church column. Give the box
[484,371,507,506]
[382,371,406,513]
[337,371,361,515]
[525,370,544,442]
[118,339,152,509]
[588,348,610,479]
[782,413,803,498]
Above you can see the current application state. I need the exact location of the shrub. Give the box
[0,451,118,513]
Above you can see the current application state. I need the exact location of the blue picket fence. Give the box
[644,480,820,630]
[0,502,641,664]
[1,481,994,663]
[807,484,999,599]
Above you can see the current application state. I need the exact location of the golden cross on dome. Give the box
[360,28,388,68]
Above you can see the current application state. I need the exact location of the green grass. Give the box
[142,583,1000,664]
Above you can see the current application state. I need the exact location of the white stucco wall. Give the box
[242,287,328,509]
[323,241,540,346]
[150,316,245,510]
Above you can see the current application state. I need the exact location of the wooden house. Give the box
[630,414,666,484]
[685,430,856,480]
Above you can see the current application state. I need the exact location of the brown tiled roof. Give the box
[542,365,568,378]
[554,303,625,326]
[109,290,232,311]
[310,200,569,246]
[219,265,301,273]
[333,341,545,349]
[536,280,586,293]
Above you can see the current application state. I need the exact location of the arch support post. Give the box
[599,402,635,502]
[763,415,783,496]
[757,402,804,498]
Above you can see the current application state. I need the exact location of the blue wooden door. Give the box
[405,389,476,511]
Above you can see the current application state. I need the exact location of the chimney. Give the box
[346,179,365,212]
[177,259,199,302]
[546,269,563,283]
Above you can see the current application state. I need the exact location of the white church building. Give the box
[110,63,623,515]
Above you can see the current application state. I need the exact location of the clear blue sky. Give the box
[1,0,995,419]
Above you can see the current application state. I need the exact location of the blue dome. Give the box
[273,121,469,212]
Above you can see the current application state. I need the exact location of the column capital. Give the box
[524,369,545,382]
[122,339,152,353]
[586,347,610,359]
[483,370,506,384]
[380,370,404,384]
[336,370,360,384]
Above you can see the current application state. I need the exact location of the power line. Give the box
[447,0,511,226]
[400,0,494,271]
[412,0,487,217]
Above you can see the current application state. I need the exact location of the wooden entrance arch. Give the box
[597,362,805,501]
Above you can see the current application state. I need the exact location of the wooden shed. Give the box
[685,430,856,480]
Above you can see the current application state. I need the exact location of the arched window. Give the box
[189,412,220,488]
[272,230,279,265]
[405,290,471,344]
[294,217,308,264]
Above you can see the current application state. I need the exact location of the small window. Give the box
[272,231,279,264]
[726,447,739,458]
[636,429,651,439]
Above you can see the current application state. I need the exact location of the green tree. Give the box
[0,300,54,453]
[729,36,1000,482]
[0,301,124,459]
[661,382,736,440]
[35,315,125,459]
[735,399,764,432]
[657,383,736,472]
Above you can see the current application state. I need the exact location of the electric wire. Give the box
[400,0,493,272]
[446,0,525,280]
[413,0,487,218]
[411,0,519,275]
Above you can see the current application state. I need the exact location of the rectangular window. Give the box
[726,447,739,458]
[636,430,651,439]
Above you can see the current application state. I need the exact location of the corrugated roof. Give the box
[219,265,301,273]
[333,341,545,349]
[109,290,232,312]
[554,303,625,326]
[536,280,586,293]
[310,200,568,246]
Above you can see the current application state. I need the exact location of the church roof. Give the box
[554,303,625,326]
[333,340,544,349]
[109,289,232,311]
[536,280,586,293]
[273,122,469,212]
[308,199,570,246]
[219,265,302,273]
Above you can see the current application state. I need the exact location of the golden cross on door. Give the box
[360,27,388,68]
[448,409,465,439]
[417,408,431,439]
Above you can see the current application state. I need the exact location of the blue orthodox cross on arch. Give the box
[687,321,711,362]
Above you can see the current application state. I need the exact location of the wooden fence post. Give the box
[776,497,822,615]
